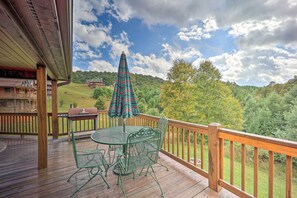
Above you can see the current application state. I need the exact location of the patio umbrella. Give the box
[108,52,140,132]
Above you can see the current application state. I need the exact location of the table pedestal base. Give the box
[113,164,134,175]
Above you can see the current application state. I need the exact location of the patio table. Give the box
[91,126,147,174]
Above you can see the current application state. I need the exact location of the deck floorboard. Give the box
[0,136,238,198]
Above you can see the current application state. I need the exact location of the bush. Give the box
[95,97,105,110]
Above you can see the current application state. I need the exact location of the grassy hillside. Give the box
[47,83,96,112]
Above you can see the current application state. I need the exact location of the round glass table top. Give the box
[91,126,144,145]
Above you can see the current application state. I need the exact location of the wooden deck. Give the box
[0,136,237,198]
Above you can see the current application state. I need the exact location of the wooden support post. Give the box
[208,123,222,192]
[37,65,48,169]
[52,80,59,139]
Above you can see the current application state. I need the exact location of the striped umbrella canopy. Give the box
[108,52,140,130]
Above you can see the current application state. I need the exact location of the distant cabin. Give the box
[86,78,105,88]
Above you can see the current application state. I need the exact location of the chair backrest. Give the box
[123,128,160,172]
[70,120,79,167]
[156,117,168,149]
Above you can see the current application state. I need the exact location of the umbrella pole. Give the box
[123,118,126,133]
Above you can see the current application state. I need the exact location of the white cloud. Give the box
[73,42,102,60]
[178,18,218,41]
[74,0,109,23]
[111,0,297,27]
[73,66,84,72]
[131,53,171,79]
[74,23,111,47]
[162,43,202,61]
[229,18,282,38]
[109,32,132,59]
[88,60,117,72]
[208,47,297,86]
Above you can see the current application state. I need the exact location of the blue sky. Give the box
[73,0,297,87]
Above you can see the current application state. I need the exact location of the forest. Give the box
[72,61,297,143]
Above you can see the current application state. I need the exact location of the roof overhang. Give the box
[0,0,73,81]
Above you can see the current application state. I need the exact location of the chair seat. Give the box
[118,154,150,173]
[76,149,108,169]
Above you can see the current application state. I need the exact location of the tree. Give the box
[284,102,297,141]
[93,87,112,99]
[161,60,197,121]
[244,92,285,136]
[161,60,244,130]
[193,61,243,129]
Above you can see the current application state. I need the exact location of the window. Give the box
[4,88,10,93]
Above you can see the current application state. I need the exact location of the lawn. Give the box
[47,83,97,112]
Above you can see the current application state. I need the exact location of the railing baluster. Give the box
[219,138,224,179]
[47,115,50,134]
[286,155,292,198]
[35,115,37,133]
[201,133,204,170]
[28,115,31,133]
[194,131,197,166]
[172,126,175,154]
[241,144,246,191]
[230,141,234,185]
[79,120,82,131]
[177,128,180,157]
[21,115,24,133]
[8,115,11,132]
[187,130,190,163]
[167,125,170,152]
[269,151,274,198]
[182,129,185,160]
[254,147,258,197]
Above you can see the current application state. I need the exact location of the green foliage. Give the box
[93,87,112,99]
[161,60,244,130]
[72,71,117,86]
[94,97,106,110]
[244,92,286,136]
[161,60,197,121]
[59,99,64,107]
[147,108,160,116]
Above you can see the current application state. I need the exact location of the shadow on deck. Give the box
[0,136,237,197]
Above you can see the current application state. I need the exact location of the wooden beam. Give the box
[52,80,59,139]
[208,123,222,192]
[37,65,48,169]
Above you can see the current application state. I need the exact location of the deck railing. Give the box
[0,111,296,197]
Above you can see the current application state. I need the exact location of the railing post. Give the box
[37,64,48,169]
[52,80,59,139]
[208,123,222,192]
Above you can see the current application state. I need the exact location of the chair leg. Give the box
[118,173,127,198]
[157,161,169,171]
[99,172,110,189]
[67,168,82,182]
[69,168,110,198]
[148,165,164,198]
[70,172,97,198]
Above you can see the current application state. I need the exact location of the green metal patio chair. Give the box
[115,127,164,198]
[139,117,169,177]
[154,117,169,171]
[68,125,110,197]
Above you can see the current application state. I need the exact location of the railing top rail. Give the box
[139,113,208,133]
[0,112,37,116]
[219,128,297,157]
